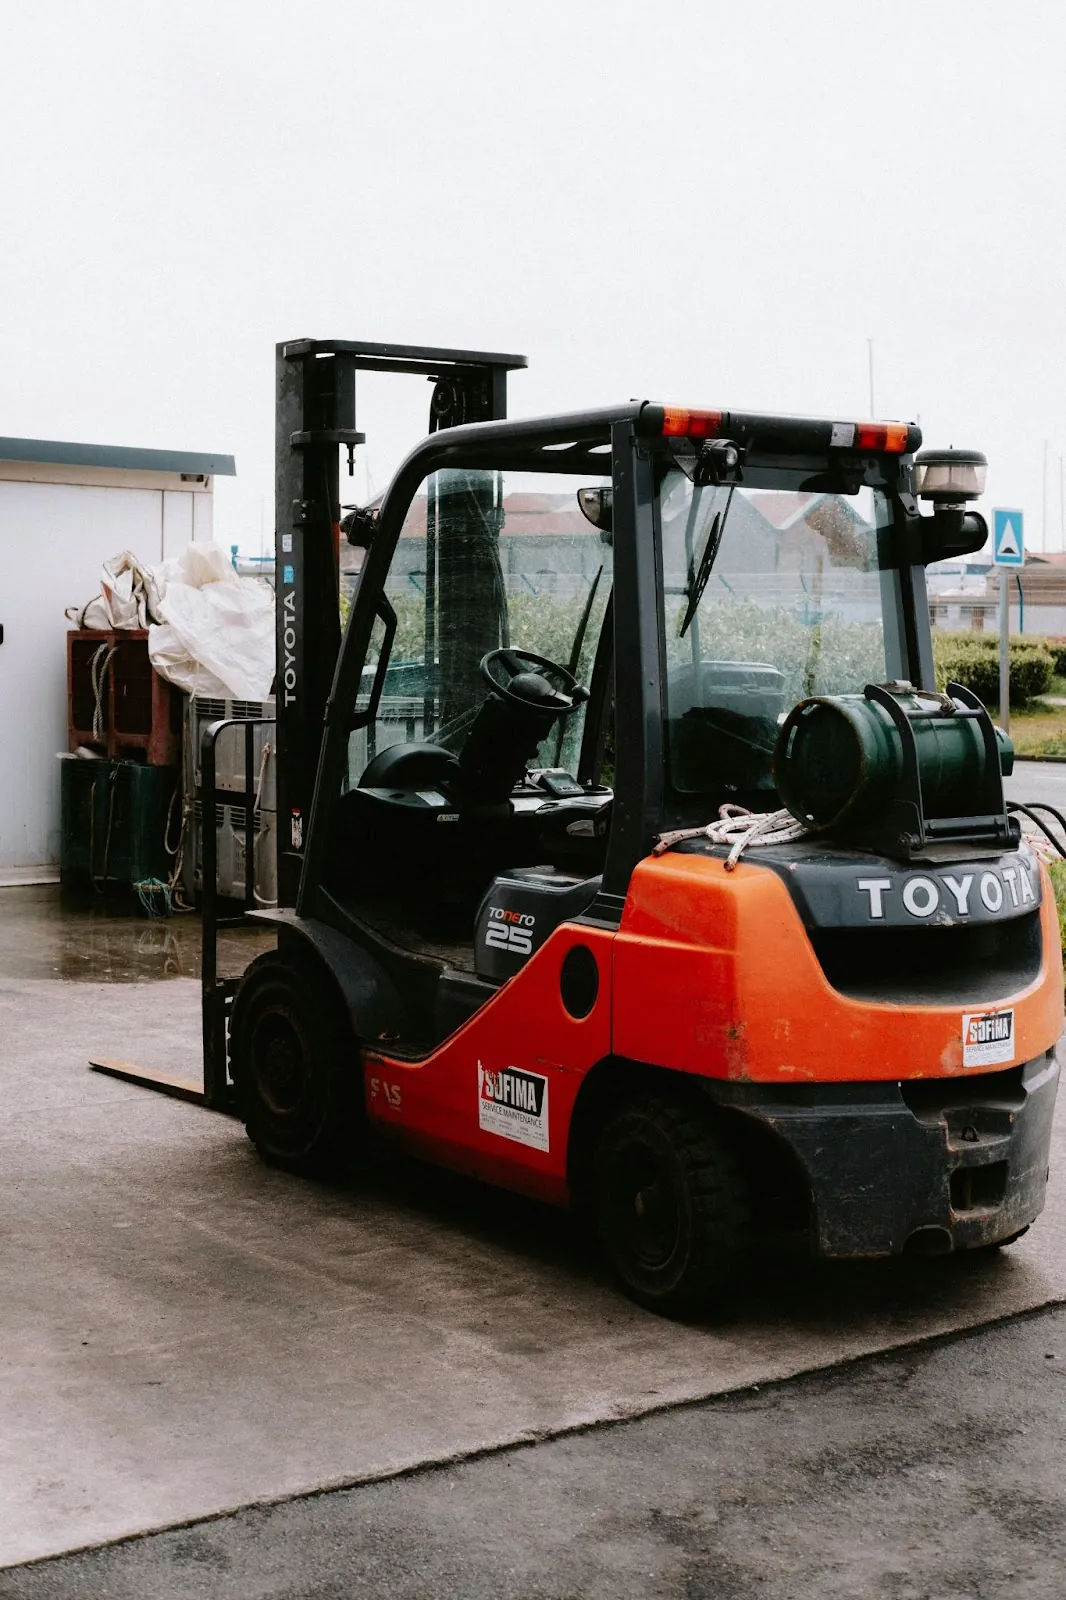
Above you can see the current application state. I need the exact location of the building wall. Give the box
[0,467,214,877]
[931,599,1066,639]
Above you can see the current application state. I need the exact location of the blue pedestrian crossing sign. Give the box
[992,508,1024,566]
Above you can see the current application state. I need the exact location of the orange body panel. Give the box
[363,850,1063,1201]
[613,852,1064,1082]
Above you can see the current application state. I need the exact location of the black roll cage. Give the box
[298,403,930,917]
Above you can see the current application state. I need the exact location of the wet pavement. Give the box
[0,949,1064,1568]
[0,885,273,984]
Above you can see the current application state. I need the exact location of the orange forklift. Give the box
[199,340,1062,1315]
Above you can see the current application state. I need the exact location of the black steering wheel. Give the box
[479,648,589,716]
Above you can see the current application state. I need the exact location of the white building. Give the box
[0,436,235,881]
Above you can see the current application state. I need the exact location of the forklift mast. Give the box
[273,339,528,906]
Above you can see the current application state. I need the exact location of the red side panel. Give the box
[364,925,614,1204]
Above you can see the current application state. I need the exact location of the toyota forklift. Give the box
[202,338,1063,1316]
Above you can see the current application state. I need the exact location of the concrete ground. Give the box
[1,763,1064,1579]
[4,1305,1066,1600]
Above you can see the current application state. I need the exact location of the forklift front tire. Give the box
[229,949,360,1178]
[593,1094,751,1318]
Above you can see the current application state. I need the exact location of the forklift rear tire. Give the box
[229,949,359,1178]
[593,1094,751,1317]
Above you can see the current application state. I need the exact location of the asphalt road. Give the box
[4,1304,1066,1600]
[1006,758,1066,818]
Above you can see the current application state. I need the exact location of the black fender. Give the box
[565,1057,810,1228]
[246,908,404,1049]
[566,1056,660,1203]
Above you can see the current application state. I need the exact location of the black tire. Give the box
[593,1093,751,1317]
[229,948,360,1177]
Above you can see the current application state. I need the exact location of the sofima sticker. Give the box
[477,1062,549,1151]
[962,1009,1015,1068]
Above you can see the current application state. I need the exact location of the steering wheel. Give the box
[479,648,589,716]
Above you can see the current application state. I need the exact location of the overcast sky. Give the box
[2,0,1064,554]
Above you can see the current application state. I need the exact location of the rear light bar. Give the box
[647,405,915,454]
[850,421,910,453]
[660,407,723,438]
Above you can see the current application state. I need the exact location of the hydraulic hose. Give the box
[1006,801,1066,861]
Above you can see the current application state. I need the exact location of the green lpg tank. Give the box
[774,683,1014,837]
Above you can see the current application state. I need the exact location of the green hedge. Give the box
[663,600,886,704]
[355,590,1060,712]
[932,631,1053,707]
[1043,638,1066,677]
[1047,859,1066,960]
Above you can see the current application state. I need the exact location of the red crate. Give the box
[67,630,182,766]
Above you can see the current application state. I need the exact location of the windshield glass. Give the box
[349,468,613,786]
[658,466,896,798]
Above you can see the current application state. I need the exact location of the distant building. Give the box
[927,554,1066,638]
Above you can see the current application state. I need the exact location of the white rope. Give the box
[163,786,196,914]
[654,803,810,871]
[252,740,278,907]
[89,642,116,744]
[253,739,272,813]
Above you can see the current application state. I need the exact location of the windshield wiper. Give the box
[553,565,604,764]
[679,483,735,637]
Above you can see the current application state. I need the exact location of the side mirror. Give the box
[914,448,989,564]
[341,505,379,548]
[577,487,613,540]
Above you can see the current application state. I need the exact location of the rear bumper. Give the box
[707,1052,1060,1257]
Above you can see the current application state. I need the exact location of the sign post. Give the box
[992,509,1024,733]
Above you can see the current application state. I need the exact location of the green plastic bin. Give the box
[60,758,178,887]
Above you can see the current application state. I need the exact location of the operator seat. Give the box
[357,741,461,794]
[333,737,545,909]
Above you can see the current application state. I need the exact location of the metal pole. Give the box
[1042,438,1048,553]
[999,568,1010,734]
[867,338,876,416]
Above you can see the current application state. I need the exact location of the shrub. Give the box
[932,632,1053,707]
[1044,639,1066,677]
[663,600,886,704]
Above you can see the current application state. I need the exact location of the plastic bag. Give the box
[147,541,275,701]
[65,551,166,629]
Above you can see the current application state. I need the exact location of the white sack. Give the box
[66,551,166,629]
[169,540,236,589]
[145,625,234,700]
[147,541,275,701]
